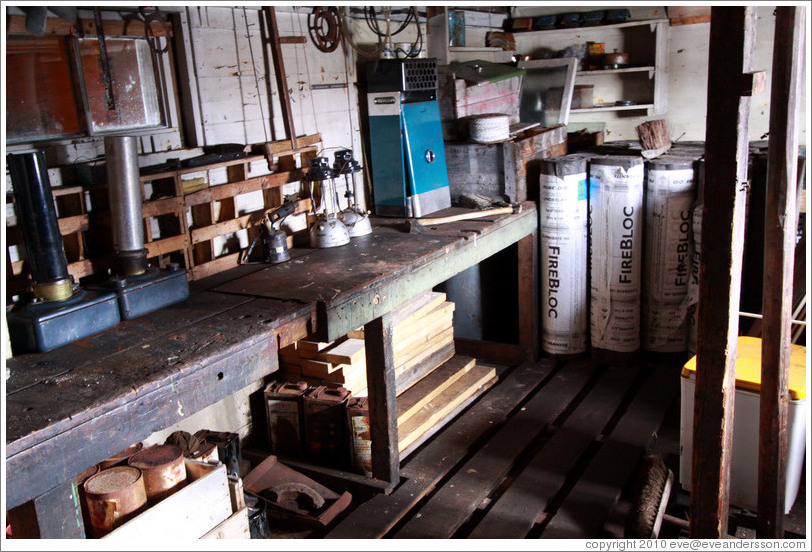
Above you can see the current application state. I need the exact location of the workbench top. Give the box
[5,203,537,510]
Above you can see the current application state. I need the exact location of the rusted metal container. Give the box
[98,442,143,469]
[264,381,308,457]
[303,386,350,469]
[346,396,372,477]
[83,466,147,537]
[127,444,186,503]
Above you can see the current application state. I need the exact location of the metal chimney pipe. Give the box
[104,136,148,277]
[7,152,73,302]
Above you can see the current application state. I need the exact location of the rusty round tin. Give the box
[83,466,147,537]
[76,463,101,534]
[99,442,143,469]
[128,444,187,502]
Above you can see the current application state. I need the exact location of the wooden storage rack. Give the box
[5,134,322,303]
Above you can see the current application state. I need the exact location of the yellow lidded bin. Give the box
[679,336,808,513]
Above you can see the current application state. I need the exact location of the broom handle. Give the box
[415,204,520,226]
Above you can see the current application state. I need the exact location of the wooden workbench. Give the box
[5,203,538,538]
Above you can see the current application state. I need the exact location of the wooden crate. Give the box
[444,124,568,204]
[438,72,523,141]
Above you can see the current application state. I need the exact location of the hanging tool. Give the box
[261,201,297,263]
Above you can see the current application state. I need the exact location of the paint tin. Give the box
[642,157,696,352]
[98,442,143,469]
[588,155,645,354]
[128,444,186,503]
[539,155,589,356]
[265,381,308,457]
[83,466,147,537]
[303,385,350,469]
[346,396,372,477]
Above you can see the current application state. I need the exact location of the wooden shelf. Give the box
[512,18,669,38]
[577,66,656,78]
[571,103,654,113]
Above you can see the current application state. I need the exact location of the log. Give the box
[636,119,671,158]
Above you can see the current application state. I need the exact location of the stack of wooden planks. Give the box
[277,292,457,396]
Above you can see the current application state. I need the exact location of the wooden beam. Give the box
[517,231,540,361]
[690,6,756,539]
[7,15,172,37]
[758,5,805,538]
[364,313,399,485]
[263,7,298,150]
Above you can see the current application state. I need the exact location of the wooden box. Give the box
[438,71,523,141]
[444,124,568,204]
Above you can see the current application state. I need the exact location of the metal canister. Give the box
[346,397,372,477]
[98,442,143,469]
[265,381,308,457]
[303,386,350,469]
[127,444,186,503]
[83,466,147,537]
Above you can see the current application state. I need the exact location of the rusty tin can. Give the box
[264,381,308,456]
[76,463,100,536]
[346,396,372,477]
[127,444,187,503]
[83,466,147,537]
[98,442,143,469]
[303,385,351,469]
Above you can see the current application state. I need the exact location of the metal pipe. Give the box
[7,152,73,301]
[105,136,147,276]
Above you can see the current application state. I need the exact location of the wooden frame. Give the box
[517,57,578,126]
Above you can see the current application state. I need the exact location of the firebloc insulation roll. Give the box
[642,156,697,352]
[539,155,589,355]
[589,155,645,353]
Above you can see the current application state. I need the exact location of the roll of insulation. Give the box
[687,159,705,354]
[539,155,589,356]
[642,156,697,353]
[588,155,645,354]
[469,113,510,143]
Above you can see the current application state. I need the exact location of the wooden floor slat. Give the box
[325,360,554,539]
[541,364,680,538]
[467,364,638,539]
[394,358,597,538]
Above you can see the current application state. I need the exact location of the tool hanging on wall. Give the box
[308,7,341,53]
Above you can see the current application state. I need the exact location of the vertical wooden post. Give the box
[517,230,539,361]
[690,6,756,539]
[7,480,87,538]
[364,313,400,486]
[758,6,805,538]
[263,6,298,150]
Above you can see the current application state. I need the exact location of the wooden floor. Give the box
[318,355,681,539]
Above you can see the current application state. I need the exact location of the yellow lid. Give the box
[681,336,807,400]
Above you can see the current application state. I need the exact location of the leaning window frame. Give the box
[71,34,170,137]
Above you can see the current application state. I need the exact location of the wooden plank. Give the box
[395,327,455,377]
[758,5,805,538]
[396,355,476,425]
[517,231,539,360]
[57,213,90,235]
[7,15,172,37]
[190,252,242,280]
[142,196,183,218]
[264,7,298,150]
[395,358,594,539]
[398,364,496,453]
[7,479,87,539]
[301,358,339,378]
[191,210,270,244]
[202,507,250,539]
[394,340,456,394]
[323,338,366,366]
[145,233,189,258]
[269,134,322,155]
[326,360,554,539]
[542,363,679,538]
[105,464,231,539]
[691,6,756,539]
[364,313,399,484]
[468,364,638,539]
[392,291,447,328]
[183,171,305,207]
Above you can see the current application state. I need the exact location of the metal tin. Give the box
[83,466,147,537]
[128,444,187,502]
[99,442,143,470]
[265,381,308,456]
[76,463,100,536]
[303,386,350,469]
[347,397,372,477]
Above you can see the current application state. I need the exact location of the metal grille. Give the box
[402,59,437,91]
